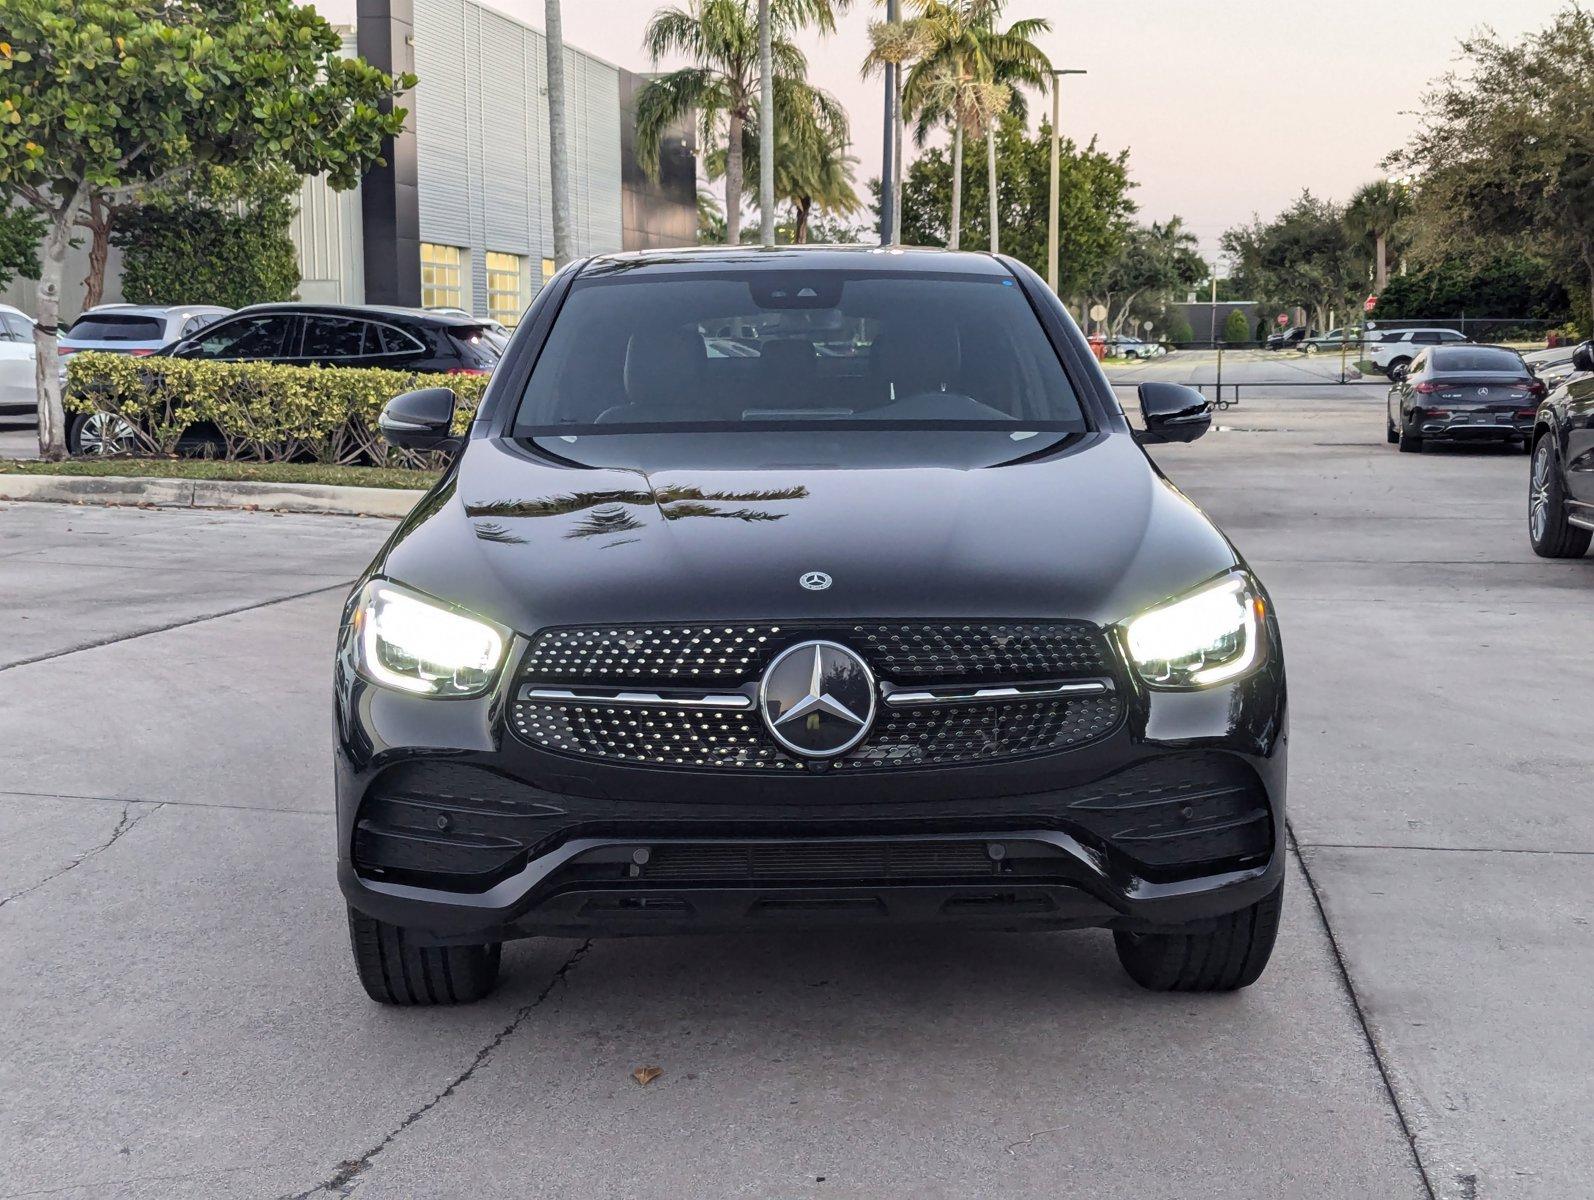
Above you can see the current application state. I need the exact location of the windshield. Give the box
[511,269,1085,441]
[64,314,164,343]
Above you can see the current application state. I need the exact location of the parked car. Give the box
[1528,339,1594,558]
[1107,335,1162,360]
[1367,326,1469,381]
[1386,345,1543,454]
[1301,327,1362,354]
[336,246,1289,1006]
[425,306,510,340]
[1264,326,1314,351]
[58,303,232,379]
[68,303,503,454]
[0,303,35,417]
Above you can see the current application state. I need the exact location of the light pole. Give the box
[879,0,899,245]
[1046,68,1087,294]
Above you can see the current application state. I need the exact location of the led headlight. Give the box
[353,579,507,697]
[1123,575,1262,688]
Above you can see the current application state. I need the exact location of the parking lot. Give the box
[2,360,1591,1199]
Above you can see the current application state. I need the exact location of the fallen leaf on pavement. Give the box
[631,1066,662,1086]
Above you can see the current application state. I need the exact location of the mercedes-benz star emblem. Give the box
[759,640,876,758]
[799,571,832,591]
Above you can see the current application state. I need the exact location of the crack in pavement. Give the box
[0,581,352,673]
[0,788,329,818]
[280,939,595,1200]
[1290,830,1438,1200]
[0,802,163,910]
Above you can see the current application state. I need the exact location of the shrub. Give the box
[1162,314,1195,346]
[114,201,301,308]
[1221,308,1251,345]
[64,353,489,467]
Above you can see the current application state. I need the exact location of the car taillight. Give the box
[1528,379,1547,397]
[447,366,491,376]
[127,348,155,356]
[1414,381,1440,393]
[1425,410,1451,418]
[1516,408,1537,419]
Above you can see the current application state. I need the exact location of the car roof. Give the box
[579,244,1014,279]
[229,302,486,327]
[78,304,231,319]
[1430,343,1520,358]
[1,303,32,320]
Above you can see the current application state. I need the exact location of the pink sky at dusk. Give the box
[320,0,1570,265]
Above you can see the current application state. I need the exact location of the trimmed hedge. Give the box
[64,353,489,466]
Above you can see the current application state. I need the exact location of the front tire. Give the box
[1386,413,1399,443]
[1529,435,1592,558]
[346,906,503,1005]
[1398,424,1424,453]
[1388,357,1412,382]
[1114,878,1284,992]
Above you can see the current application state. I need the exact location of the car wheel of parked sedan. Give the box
[1113,878,1284,992]
[1388,357,1412,382]
[1397,424,1424,453]
[1529,436,1592,559]
[346,906,503,1005]
[68,410,138,456]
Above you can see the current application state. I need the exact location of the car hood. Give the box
[377,433,1242,636]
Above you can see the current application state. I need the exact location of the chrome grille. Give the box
[511,620,1123,770]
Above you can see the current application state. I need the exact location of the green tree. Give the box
[637,0,849,247]
[0,205,44,290]
[1345,179,1411,295]
[114,167,302,307]
[892,116,1135,296]
[1221,307,1251,345]
[713,89,860,243]
[1375,249,1569,323]
[0,0,413,459]
[1221,192,1368,331]
[1089,217,1205,337]
[1391,5,1594,323]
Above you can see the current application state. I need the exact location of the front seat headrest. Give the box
[624,328,707,409]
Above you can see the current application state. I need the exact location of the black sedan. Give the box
[333,246,1289,1005]
[1386,344,1544,453]
[1529,341,1594,558]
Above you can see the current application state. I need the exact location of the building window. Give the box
[420,243,465,310]
[486,251,525,327]
[541,257,557,282]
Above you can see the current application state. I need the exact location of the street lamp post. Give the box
[1046,68,1087,294]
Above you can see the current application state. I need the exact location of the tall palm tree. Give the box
[863,15,936,244]
[638,1,849,246]
[545,0,572,268]
[1345,179,1412,294]
[717,89,860,241]
[888,1,1050,252]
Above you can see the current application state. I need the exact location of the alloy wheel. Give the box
[1530,440,1553,544]
[78,411,138,456]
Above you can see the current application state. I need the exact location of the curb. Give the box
[0,473,422,518]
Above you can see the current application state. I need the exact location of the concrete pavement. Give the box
[3,357,1590,1198]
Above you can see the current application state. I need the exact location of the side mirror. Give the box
[1136,382,1212,445]
[1572,341,1594,373]
[379,386,459,451]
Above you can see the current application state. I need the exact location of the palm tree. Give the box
[545,0,572,268]
[863,15,937,244]
[717,90,860,241]
[1345,180,1412,294]
[638,1,849,246]
[887,1,1050,252]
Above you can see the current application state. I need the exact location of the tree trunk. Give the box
[949,122,963,250]
[545,0,573,268]
[892,71,904,244]
[1374,231,1387,295]
[80,195,113,311]
[35,193,86,461]
[725,110,744,245]
[986,122,999,255]
[757,0,775,247]
[794,198,812,244]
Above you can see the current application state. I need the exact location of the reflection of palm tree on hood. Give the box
[466,484,809,521]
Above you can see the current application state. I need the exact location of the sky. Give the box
[320,0,1570,266]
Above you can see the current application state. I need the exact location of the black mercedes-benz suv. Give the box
[1529,339,1594,558]
[335,247,1288,1005]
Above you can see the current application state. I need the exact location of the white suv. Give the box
[1367,327,1469,380]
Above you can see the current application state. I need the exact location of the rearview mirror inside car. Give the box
[1136,382,1212,445]
[379,387,460,452]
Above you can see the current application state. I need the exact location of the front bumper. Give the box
[334,620,1288,944]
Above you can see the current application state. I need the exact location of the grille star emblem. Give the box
[758,640,876,758]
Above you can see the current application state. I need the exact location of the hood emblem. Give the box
[759,640,876,758]
[799,571,832,591]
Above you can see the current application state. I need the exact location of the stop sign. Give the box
[1364,294,1378,313]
